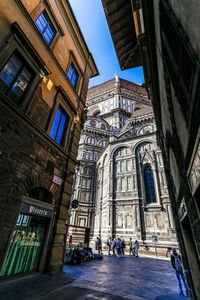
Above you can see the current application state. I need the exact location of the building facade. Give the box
[0,0,98,277]
[70,76,177,253]
[101,0,200,298]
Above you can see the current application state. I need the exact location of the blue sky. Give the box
[69,0,144,88]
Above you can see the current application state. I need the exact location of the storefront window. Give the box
[0,214,48,277]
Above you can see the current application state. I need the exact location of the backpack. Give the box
[173,254,183,272]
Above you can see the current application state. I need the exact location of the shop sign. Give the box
[53,175,62,186]
[21,202,53,218]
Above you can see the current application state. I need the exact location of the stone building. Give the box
[70,76,177,254]
[0,0,98,277]
[101,0,200,297]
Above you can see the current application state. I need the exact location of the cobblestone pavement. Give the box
[38,256,190,300]
[0,256,190,300]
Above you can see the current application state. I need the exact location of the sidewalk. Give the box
[0,272,74,300]
[0,256,191,300]
[101,250,170,260]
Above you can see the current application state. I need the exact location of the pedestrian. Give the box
[129,238,133,255]
[69,235,72,246]
[132,240,136,256]
[121,239,125,256]
[97,236,102,255]
[135,240,139,257]
[171,248,188,297]
[107,237,112,255]
[112,238,116,255]
[116,238,121,256]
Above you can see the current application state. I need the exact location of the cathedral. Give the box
[69,75,177,254]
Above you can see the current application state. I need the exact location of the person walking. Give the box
[121,239,125,256]
[112,238,116,256]
[69,235,72,245]
[135,240,139,257]
[132,240,136,256]
[171,248,188,297]
[97,236,102,255]
[107,237,112,255]
[129,238,133,255]
[116,238,121,256]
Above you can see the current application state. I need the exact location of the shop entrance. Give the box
[0,213,48,276]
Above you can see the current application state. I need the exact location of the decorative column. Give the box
[139,162,146,206]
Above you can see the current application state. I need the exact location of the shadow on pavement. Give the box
[154,292,190,299]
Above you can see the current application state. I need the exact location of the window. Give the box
[35,11,56,45]
[159,0,197,119]
[50,106,69,145]
[94,111,100,117]
[67,63,78,88]
[87,137,95,145]
[144,165,156,204]
[0,52,33,104]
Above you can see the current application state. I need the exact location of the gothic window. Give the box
[83,167,92,175]
[87,137,95,145]
[99,140,107,147]
[144,165,156,204]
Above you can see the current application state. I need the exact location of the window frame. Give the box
[0,23,50,112]
[67,63,79,88]
[35,10,56,46]
[144,164,156,205]
[47,89,73,149]
[30,1,64,50]
[66,51,83,93]
[0,51,34,105]
[49,105,69,146]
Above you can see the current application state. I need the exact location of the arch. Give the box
[132,139,154,153]
[82,166,93,176]
[102,153,108,166]
[135,141,153,200]
[28,187,53,204]
[144,164,156,204]
[87,136,95,145]
[98,139,107,147]
[93,111,101,117]
[18,173,60,203]
[111,144,132,158]
[137,124,155,136]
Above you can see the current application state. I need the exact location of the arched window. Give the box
[93,111,100,117]
[87,137,95,145]
[144,165,156,204]
[99,140,107,147]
